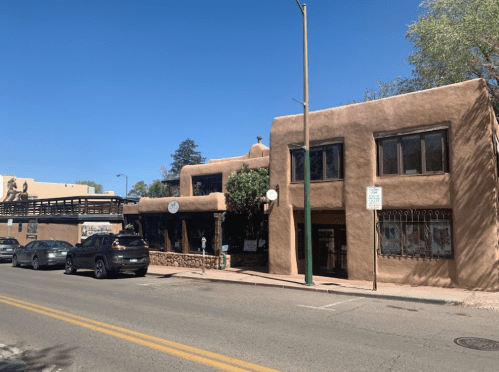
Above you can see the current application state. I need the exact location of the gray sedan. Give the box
[12,240,73,269]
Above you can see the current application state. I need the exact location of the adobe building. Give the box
[268,79,499,290]
[123,139,269,268]
[0,175,114,201]
[0,176,123,246]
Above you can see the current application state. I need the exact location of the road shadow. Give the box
[64,270,138,280]
[0,343,76,372]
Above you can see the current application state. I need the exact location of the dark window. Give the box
[378,209,452,259]
[0,239,18,244]
[118,237,147,246]
[192,174,223,196]
[291,143,343,182]
[402,135,421,174]
[377,130,448,176]
[380,138,398,175]
[82,238,94,247]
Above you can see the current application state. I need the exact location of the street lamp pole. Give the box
[116,174,128,199]
[295,0,313,285]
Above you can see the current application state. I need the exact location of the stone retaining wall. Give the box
[150,251,231,270]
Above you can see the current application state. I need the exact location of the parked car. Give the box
[12,240,73,269]
[65,233,150,279]
[0,237,20,262]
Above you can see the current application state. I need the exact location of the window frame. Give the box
[377,129,449,177]
[290,142,343,183]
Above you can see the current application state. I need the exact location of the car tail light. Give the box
[143,245,149,249]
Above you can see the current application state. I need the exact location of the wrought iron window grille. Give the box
[377,209,453,259]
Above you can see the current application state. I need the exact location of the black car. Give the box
[65,233,150,279]
[0,237,20,262]
[12,240,73,269]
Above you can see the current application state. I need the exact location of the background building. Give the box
[0,175,114,201]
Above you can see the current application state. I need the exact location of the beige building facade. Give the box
[0,175,114,201]
[269,79,499,290]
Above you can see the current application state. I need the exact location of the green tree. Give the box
[364,77,405,101]
[364,0,499,117]
[405,0,499,115]
[75,180,103,194]
[225,163,269,239]
[168,139,206,178]
[158,165,176,181]
[147,179,169,198]
[127,180,148,198]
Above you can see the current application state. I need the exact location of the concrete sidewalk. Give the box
[147,265,499,311]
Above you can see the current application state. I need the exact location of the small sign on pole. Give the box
[366,187,382,210]
[366,187,382,291]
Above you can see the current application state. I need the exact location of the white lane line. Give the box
[137,283,157,286]
[297,297,363,311]
[296,305,336,311]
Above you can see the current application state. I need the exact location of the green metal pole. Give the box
[302,4,313,286]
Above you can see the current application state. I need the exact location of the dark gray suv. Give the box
[65,234,150,279]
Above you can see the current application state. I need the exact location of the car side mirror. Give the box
[75,243,81,248]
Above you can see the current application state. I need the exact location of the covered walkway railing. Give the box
[0,196,137,217]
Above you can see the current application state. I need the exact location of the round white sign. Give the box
[266,189,278,201]
[168,200,179,214]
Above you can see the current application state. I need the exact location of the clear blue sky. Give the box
[1,0,422,197]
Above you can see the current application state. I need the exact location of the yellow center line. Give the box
[0,295,281,372]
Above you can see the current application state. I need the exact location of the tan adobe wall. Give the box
[269,79,499,290]
[0,175,114,200]
[179,147,269,197]
[139,193,227,213]
[0,221,122,246]
[207,142,270,164]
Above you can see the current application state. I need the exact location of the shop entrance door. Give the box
[312,224,347,278]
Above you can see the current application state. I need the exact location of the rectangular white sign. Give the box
[366,187,382,210]
[7,219,13,227]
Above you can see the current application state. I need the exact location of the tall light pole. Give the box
[295,0,313,285]
[116,174,128,199]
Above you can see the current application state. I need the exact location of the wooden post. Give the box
[182,219,189,254]
[164,228,171,252]
[214,213,221,257]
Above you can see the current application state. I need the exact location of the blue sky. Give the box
[1,0,422,197]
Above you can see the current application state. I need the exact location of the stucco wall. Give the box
[269,79,499,290]
[0,175,114,200]
[179,156,269,197]
[0,220,122,246]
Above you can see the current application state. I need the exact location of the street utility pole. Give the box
[295,0,313,285]
[117,174,128,200]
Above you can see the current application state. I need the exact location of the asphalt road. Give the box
[0,263,498,372]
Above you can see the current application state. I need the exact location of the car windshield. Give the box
[0,239,18,244]
[46,241,73,248]
[118,237,147,246]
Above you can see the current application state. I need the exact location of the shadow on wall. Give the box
[404,81,499,290]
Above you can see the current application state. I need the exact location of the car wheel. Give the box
[65,257,77,274]
[94,259,107,279]
[32,256,40,270]
[12,255,19,267]
[134,267,147,277]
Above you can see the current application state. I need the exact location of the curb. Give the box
[147,272,459,306]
